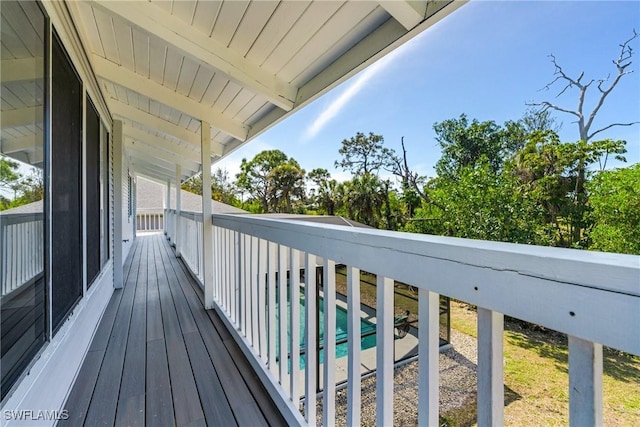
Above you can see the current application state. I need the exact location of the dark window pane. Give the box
[51,30,82,333]
[86,97,100,286]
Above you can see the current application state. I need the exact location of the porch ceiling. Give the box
[2,1,464,184]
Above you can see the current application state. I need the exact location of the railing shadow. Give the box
[438,346,521,427]
[504,320,640,383]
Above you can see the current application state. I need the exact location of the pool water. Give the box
[276,289,377,371]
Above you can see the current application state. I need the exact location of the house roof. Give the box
[255,213,372,228]
[2,1,462,185]
[136,176,246,214]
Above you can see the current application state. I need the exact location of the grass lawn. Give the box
[449,301,640,426]
[332,266,640,426]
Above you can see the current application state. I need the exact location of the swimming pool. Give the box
[276,289,377,370]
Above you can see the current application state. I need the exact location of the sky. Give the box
[217,0,640,182]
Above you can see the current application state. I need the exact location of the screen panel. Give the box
[51,30,82,333]
[86,96,100,287]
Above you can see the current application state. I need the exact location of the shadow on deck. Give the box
[61,233,286,427]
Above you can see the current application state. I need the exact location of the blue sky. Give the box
[218,0,640,182]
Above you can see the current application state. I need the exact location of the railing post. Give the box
[477,307,504,427]
[418,290,440,426]
[568,335,603,426]
[175,164,182,257]
[201,121,214,308]
[165,180,171,237]
[112,119,124,289]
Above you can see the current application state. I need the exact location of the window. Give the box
[0,0,47,399]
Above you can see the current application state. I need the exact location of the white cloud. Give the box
[304,48,403,141]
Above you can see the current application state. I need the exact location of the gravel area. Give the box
[314,329,478,426]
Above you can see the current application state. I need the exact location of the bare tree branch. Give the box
[527,100,581,118]
[588,122,640,140]
[584,30,638,133]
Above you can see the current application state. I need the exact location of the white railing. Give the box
[164,208,175,242]
[175,210,639,426]
[178,211,204,283]
[0,212,44,297]
[136,209,163,232]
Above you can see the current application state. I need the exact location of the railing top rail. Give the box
[211,213,640,355]
[0,212,44,226]
[179,211,204,221]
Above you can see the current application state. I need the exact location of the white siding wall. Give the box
[121,157,134,263]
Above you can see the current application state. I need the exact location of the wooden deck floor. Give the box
[61,233,286,427]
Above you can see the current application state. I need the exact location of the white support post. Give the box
[347,266,361,426]
[131,168,137,238]
[376,276,394,427]
[477,307,504,427]
[201,121,214,309]
[418,290,440,426]
[175,164,182,257]
[568,335,603,426]
[165,179,171,238]
[112,120,124,289]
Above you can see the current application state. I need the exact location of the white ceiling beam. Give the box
[92,55,248,141]
[123,124,202,163]
[1,107,43,128]
[89,0,296,111]
[1,58,44,83]
[109,99,224,156]
[378,1,426,30]
[126,140,200,174]
[1,133,44,154]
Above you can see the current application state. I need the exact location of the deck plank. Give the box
[115,238,148,427]
[63,233,286,427]
[84,239,142,426]
[152,236,206,427]
[162,239,285,427]
[145,237,175,426]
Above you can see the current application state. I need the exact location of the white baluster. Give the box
[347,266,361,426]
[322,259,336,427]
[376,276,394,427]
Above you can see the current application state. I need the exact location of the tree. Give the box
[0,156,21,193]
[236,150,305,213]
[586,164,640,255]
[433,114,510,180]
[307,168,340,215]
[408,159,539,244]
[529,30,639,242]
[268,161,306,213]
[181,168,240,206]
[342,173,386,228]
[510,131,626,247]
[335,132,393,176]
